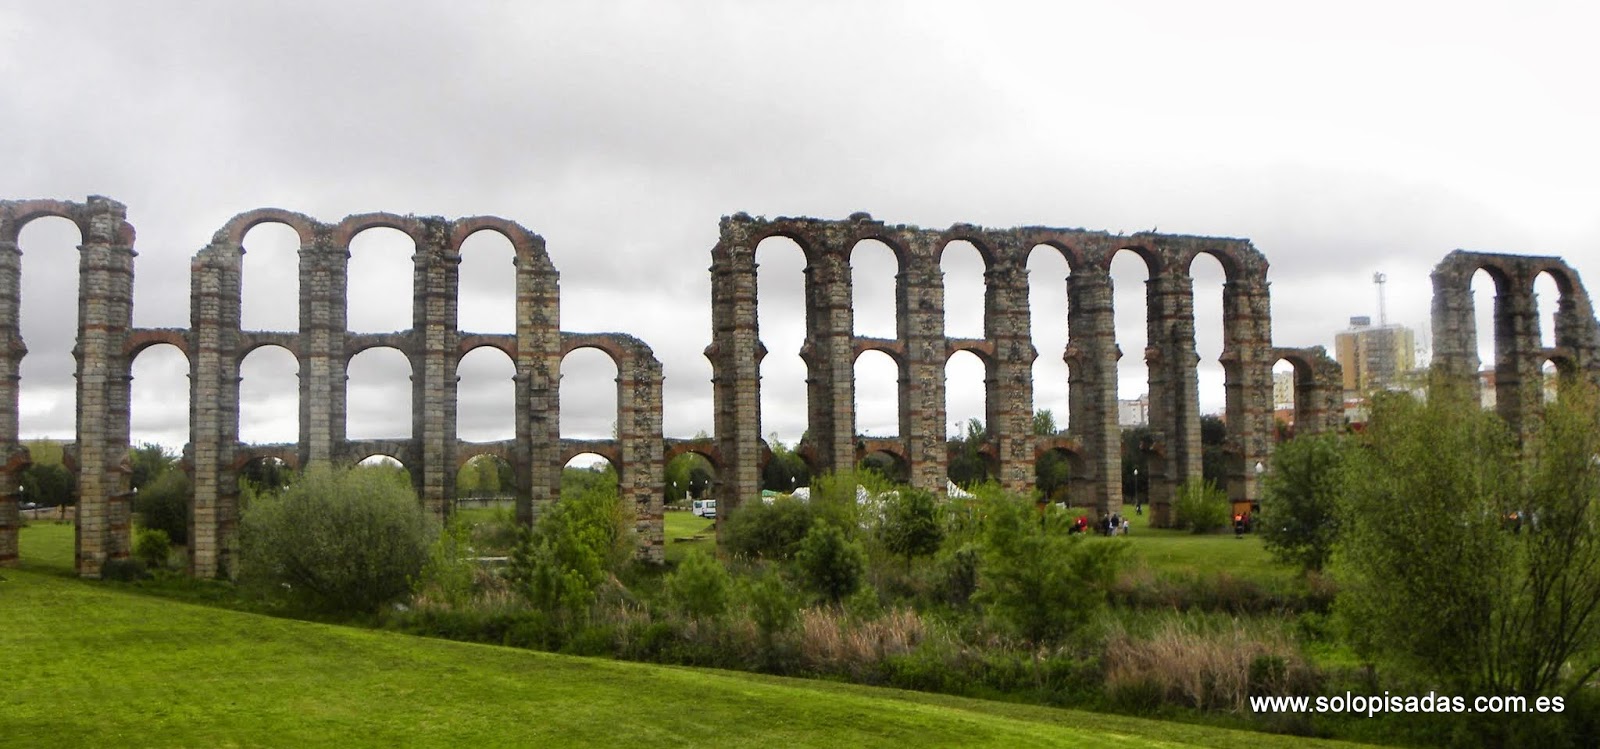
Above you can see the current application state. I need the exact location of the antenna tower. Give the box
[1374,272,1388,326]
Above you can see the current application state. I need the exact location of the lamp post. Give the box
[1133,467,1142,516]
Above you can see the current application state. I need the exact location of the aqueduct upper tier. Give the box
[0,196,1593,578]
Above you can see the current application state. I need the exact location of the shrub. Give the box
[793,522,866,605]
[1172,478,1228,533]
[133,528,171,570]
[876,487,943,566]
[509,478,635,622]
[412,517,477,610]
[720,494,815,561]
[134,469,189,545]
[975,491,1129,646]
[1259,433,1347,572]
[665,549,732,621]
[236,464,436,615]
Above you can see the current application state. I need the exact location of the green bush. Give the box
[1172,478,1228,533]
[664,549,732,621]
[975,491,1129,646]
[134,469,189,545]
[793,522,866,605]
[876,487,943,566]
[413,517,477,610]
[133,528,171,570]
[1259,433,1347,571]
[236,464,436,614]
[509,478,635,622]
[720,494,815,561]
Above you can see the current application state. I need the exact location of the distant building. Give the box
[1117,394,1149,428]
[1335,316,1416,401]
[1272,370,1295,410]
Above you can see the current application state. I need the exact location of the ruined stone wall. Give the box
[1432,251,1600,437]
[707,213,1283,524]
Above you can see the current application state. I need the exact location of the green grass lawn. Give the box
[15,518,74,574]
[0,547,1375,748]
[664,509,715,564]
[1121,526,1295,583]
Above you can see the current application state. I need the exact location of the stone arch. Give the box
[125,329,192,362]
[1026,242,1073,429]
[856,439,910,483]
[345,223,419,334]
[346,346,413,440]
[238,220,305,332]
[457,345,515,443]
[455,226,518,335]
[852,348,901,438]
[128,341,191,450]
[213,208,320,249]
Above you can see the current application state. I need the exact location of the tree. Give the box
[762,435,811,492]
[1171,477,1229,533]
[665,451,714,504]
[1336,380,1600,701]
[793,522,866,605]
[134,469,190,545]
[948,418,991,487]
[128,442,175,492]
[1259,433,1347,572]
[1032,409,1059,436]
[1034,409,1073,503]
[19,440,74,510]
[510,475,635,621]
[236,464,435,612]
[1200,414,1230,488]
[877,487,943,566]
[975,490,1128,646]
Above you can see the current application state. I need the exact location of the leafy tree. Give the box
[1200,414,1230,488]
[793,522,866,605]
[240,457,292,493]
[948,418,991,488]
[1032,408,1060,436]
[133,528,171,570]
[134,469,190,545]
[664,548,733,621]
[1172,477,1229,533]
[510,476,635,621]
[877,487,943,566]
[665,451,714,504]
[762,435,811,492]
[1336,379,1600,703]
[236,464,435,612]
[19,439,73,509]
[128,442,175,491]
[720,494,815,561]
[1259,433,1347,572]
[1120,426,1153,502]
[975,490,1128,646]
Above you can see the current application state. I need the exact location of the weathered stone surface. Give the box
[3,196,1596,575]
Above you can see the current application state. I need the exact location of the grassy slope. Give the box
[3,525,1371,749]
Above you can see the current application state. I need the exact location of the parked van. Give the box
[692,499,717,519]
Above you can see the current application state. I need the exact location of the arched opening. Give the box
[946,349,989,487]
[240,222,300,332]
[356,454,414,494]
[239,456,293,496]
[457,347,515,442]
[665,451,716,505]
[455,454,514,508]
[129,343,190,451]
[1110,249,1153,426]
[560,347,618,440]
[239,345,299,444]
[756,236,808,447]
[347,347,412,439]
[853,349,899,437]
[1036,447,1081,506]
[347,227,415,334]
[458,229,516,334]
[1471,268,1500,378]
[941,240,986,339]
[17,216,81,441]
[664,356,715,439]
[1541,358,1560,404]
[1190,253,1228,419]
[1534,271,1562,350]
[563,452,619,498]
[850,239,898,339]
[1272,359,1299,442]
[1027,244,1071,430]
[858,450,909,484]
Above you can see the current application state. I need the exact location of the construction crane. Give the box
[1374,272,1388,326]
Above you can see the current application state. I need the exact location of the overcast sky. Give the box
[5,1,1598,458]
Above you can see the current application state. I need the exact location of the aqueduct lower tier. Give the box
[0,196,1595,578]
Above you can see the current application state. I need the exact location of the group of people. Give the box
[1070,512,1131,536]
[1233,512,1254,537]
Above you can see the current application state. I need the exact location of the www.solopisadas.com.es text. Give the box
[1250,692,1564,717]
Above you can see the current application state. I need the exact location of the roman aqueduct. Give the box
[1,196,1596,577]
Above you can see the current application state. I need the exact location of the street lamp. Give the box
[1133,467,1142,516]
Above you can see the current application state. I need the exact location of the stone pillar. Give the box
[189,231,242,578]
[301,224,346,465]
[1430,263,1480,390]
[1550,269,1600,387]
[517,240,561,526]
[1496,279,1543,440]
[803,244,855,474]
[1221,272,1274,508]
[0,221,23,566]
[1145,262,1201,520]
[616,342,664,561]
[1066,260,1122,517]
[708,219,762,520]
[415,218,456,520]
[898,235,947,495]
[985,241,1035,494]
[75,196,137,577]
